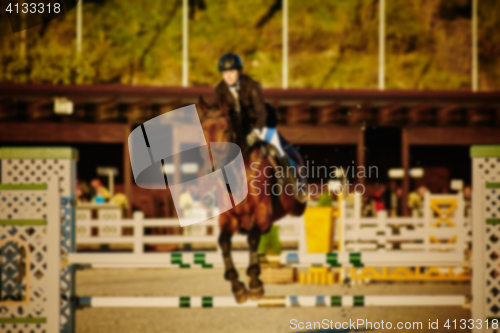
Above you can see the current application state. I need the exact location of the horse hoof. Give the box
[233,285,248,304]
[248,285,264,300]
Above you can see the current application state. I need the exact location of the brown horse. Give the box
[198,98,306,303]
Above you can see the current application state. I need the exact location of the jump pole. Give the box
[76,295,466,308]
[68,251,464,269]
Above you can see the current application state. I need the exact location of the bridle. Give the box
[200,110,239,145]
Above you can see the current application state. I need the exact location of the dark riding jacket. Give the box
[214,74,268,133]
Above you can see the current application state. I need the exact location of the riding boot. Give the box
[264,143,308,203]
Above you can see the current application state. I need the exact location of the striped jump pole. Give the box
[68,251,464,269]
[76,295,466,308]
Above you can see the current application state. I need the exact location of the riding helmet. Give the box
[218,53,243,72]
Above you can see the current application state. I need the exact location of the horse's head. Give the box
[198,97,234,144]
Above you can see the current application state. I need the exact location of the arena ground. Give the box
[75,267,471,333]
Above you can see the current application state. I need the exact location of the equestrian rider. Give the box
[214,53,306,202]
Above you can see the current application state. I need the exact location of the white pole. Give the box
[108,170,114,197]
[378,0,385,90]
[76,0,82,54]
[182,0,188,87]
[282,0,288,89]
[472,0,478,92]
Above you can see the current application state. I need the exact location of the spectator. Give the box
[362,196,375,217]
[396,186,403,216]
[110,193,129,217]
[179,184,196,218]
[90,178,110,203]
[383,180,400,217]
[373,184,386,216]
[408,185,429,217]
[76,179,91,203]
[463,185,472,217]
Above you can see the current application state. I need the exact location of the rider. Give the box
[214,53,306,202]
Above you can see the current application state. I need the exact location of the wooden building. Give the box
[1,83,500,216]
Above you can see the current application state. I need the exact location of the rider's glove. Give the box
[246,130,260,147]
[250,127,285,157]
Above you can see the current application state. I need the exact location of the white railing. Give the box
[76,211,303,254]
[343,216,472,252]
[75,193,471,258]
[342,193,471,253]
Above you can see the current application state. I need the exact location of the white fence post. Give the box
[472,0,478,92]
[76,0,82,54]
[133,211,144,254]
[282,0,288,89]
[378,0,385,90]
[423,192,431,253]
[182,0,189,87]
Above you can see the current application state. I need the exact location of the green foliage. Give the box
[478,0,500,90]
[0,0,182,84]
[386,0,472,89]
[0,0,498,89]
[289,0,379,88]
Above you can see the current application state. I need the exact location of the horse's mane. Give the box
[206,105,246,150]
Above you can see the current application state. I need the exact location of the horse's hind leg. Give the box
[218,231,248,303]
[247,225,264,300]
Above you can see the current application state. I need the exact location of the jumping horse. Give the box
[198,97,307,303]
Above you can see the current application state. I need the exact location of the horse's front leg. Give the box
[218,218,247,303]
[247,225,264,299]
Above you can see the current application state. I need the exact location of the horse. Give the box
[198,97,307,303]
